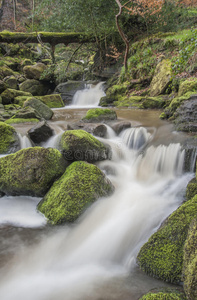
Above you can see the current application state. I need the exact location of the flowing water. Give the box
[0,84,195,299]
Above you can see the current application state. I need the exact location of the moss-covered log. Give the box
[0,31,94,46]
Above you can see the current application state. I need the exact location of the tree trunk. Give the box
[0,0,15,31]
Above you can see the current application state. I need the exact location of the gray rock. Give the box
[28,121,54,144]
[19,79,49,96]
[24,97,53,120]
[54,81,86,104]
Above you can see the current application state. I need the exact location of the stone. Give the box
[149,59,172,97]
[82,108,117,123]
[10,106,41,120]
[38,94,64,108]
[4,75,18,90]
[183,218,197,300]
[0,121,20,154]
[37,161,114,224]
[137,195,197,284]
[0,147,68,197]
[178,79,197,97]
[23,63,47,80]
[67,122,107,137]
[1,88,32,105]
[111,121,131,135]
[54,81,86,104]
[59,129,111,162]
[19,79,49,96]
[24,97,53,120]
[28,121,54,144]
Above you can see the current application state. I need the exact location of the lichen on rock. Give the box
[37,161,114,224]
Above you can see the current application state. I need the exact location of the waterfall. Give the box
[18,133,32,149]
[0,122,193,300]
[71,82,105,107]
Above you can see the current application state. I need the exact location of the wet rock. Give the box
[59,129,111,162]
[111,121,131,135]
[28,121,54,144]
[37,161,114,224]
[54,80,86,104]
[67,122,107,137]
[0,147,68,197]
[174,95,197,132]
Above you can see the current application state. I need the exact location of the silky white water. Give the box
[0,121,193,299]
[71,82,105,107]
[0,84,194,299]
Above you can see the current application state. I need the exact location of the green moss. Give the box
[59,129,110,162]
[0,121,19,154]
[183,218,197,300]
[37,161,114,224]
[82,108,117,122]
[0,147,67,197]
[140,96,165,109]
[167,92,197,116]
[137,195,197,284]
[5,118,39,124]
[178,79,197,97]
[114,95,142,108]
[139,289,186,300]
[160,112,167,119]
[38,94,64,108]
[186,178,197,201]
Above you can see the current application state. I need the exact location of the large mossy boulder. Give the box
[37,161,114,224]
[149,59,172,97]
[82,108,117,123]
[0,121,20,154]
[23,63,47,80]
[137,195,197,284]
[23,97,53,120]
[178,78,197,97]
[59,129,111,162]
[183,218,197,300]
[0,147,68,197]
[10,106,41,120]
[19,79,49,96]
[186,178,197,201]
[38,94,64,108]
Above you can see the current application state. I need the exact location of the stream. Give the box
[0,83,195,299]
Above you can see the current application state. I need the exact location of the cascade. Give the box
[71,82,105,107]
[18,133,32,149]
[0,84,195,300]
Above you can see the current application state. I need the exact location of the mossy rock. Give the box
[37,161,114,224]
[23,63,47,80]
[0,65,15,80]
[149,59,172,97]
[114,95,142,108]
[14,95,32,106]
[19,79,49,96]
[59,129,111,162]
[139,288,186,300]
[82,108,117,122]
[0,147,68,197]
[5,118,39,124]
[0,121,20,154]
[4,75,18,90]
[137,195,197,284]
[140,96,165,109]
[10,106,41,120]
[178,79,197,97]
[1,88,32,105]
[165,92,197,117]
[24,97,53,120]
[65,62,84,80]
[38,94,64,108]
[186,178,197,200]
[183,218,197,300]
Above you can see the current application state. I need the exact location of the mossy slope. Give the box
[38,161,114,224]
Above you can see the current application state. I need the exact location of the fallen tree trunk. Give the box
[0,31,94,46]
